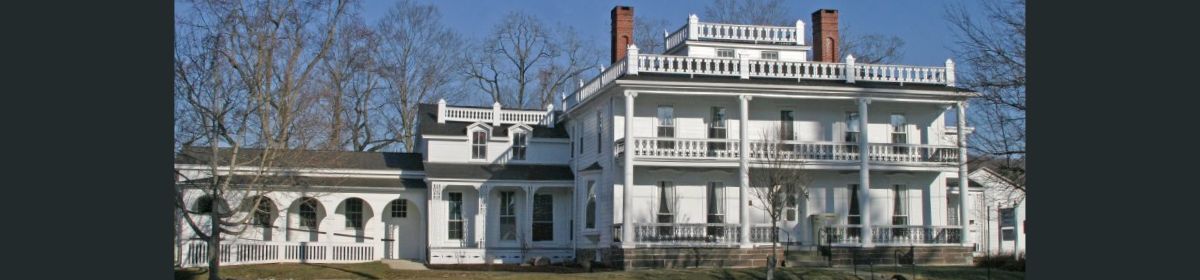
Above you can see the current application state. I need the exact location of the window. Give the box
[761,51,779,60]
[656,105,675,149]
[947,193,960,226]
[847,184,861,238]
[781,110,795,152]
[845,112,861,153]
[512,132,528,160]
[532,194,554,241]
[708,107,727,151]
[656,181,676,236]
[785,184,798,221]
[585,181,596,229]
[195,196,215,214]
[717,48,735,58]
[706,182,725,237]
[390,200,407,218]
[299,198,318,229]
[252,198,273,227]
[344,199,364,229]
[892,185,909,237]
[596,110,603,154]
[1000,207,1016,241]
[499,191,517,241]
[890,114,909,154]
[471,130,488,159]
[577,125,583,154]
[447,192,463,240]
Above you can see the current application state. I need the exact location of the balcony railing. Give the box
[437,100,557,127]
[665,15,803,52]
[821,225,963,246]
[611,223,780,245]
[618,137,960,165]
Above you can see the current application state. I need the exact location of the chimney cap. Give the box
[814,9,839,14]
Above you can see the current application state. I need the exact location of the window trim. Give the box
[585,180,596,229]
[447,192,464,240]
[511,131,528,161]
[532,193,554,241]
[656,105,675,149]
[761,51,780,60]
[499,191,517,241]
[716,48,735,58]
[470,129,488,160]
[390,200,407,218]
[344,198,364,229]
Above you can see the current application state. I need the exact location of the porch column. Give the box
[524,185,535,247]
[477,185,489,248]
[738,94,752,247]
[857,97,873,247]
[622,91,636,247]
[957,101,971,246]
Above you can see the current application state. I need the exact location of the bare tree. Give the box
[748,127,814,280]
[320,11,391,151]
[174,1,350,279]
[376,0,464,151]
[703,0,792,26]
[946,0,1025,194]
[840,26,906,64]
[634,16,671,54]
[465,12,599,109]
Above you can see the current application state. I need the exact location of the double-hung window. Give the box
[706,181,726,237]
[471,131,488,159]
[717,48,735,58]
[847,184,861,238]
[512,132,528,161]
[785,183,798,221]
[656,181,676,236]
[892,185,909,237]
[657,106,675,149]
[390,200,407,218]
[499,191,517,241]
[299,198,318,229]
[708,107,727,152]
[447,192,464,240]
[344,199,364,229]
[532,194,554,241]
[781,110,795,152]
[252,199,272,228]
[845,112,861,153]
[761,51,779,60]
[891,114,908,155]
[585,181,596,229]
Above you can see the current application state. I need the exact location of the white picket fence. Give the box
[179,240,379,268]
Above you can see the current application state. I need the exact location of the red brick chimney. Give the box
[611,6,634,63]
[812,9,839,62]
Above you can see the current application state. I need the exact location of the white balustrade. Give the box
[695,22,798,43]
[630,223,741,245]
[664,26,688,51]
[746,59,846,80]
[441,106,554,126]
[851,63,949,85]
[564,58,627,109]
[624,138,958,165]
[821,225,963,245]
[179,240,378,268]
[636,55,741,77]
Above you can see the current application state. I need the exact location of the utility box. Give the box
[809,213,837,246]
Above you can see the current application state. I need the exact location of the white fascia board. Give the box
[616,80,974,101]
[174,164,425,179]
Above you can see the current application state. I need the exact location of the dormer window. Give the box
[761,51,779,60]
[471,130,488,159]
[512,131,528,161]
[717,49,735,58]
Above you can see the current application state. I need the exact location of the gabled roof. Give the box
[416,104,568,138]
[579,162,603,172]
[175,146,424,171]
[423,163,574,181]
[182,175,426,189]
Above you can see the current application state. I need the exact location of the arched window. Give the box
[299,198,319,229]
[585,180,596,229]
[472,130,488,159]
[194,196,214,214]
[250,197,274,228]
[344,198,364,229]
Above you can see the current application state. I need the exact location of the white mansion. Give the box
[175,6,1025,269]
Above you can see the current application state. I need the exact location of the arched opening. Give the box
[242,196,278,241]
[193,195,230,215]
[382,198,424,260]
[336,197,375,243]
[288,197,326,242]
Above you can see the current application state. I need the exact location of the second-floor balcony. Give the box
[615,137,960,166]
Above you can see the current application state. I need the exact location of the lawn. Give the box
[176,262,1024,280]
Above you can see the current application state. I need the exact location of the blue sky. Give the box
[358,0,984,66]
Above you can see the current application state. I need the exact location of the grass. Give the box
[176,262,1024,280]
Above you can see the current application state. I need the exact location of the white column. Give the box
[492,102,502,126]
[477,185,488,248]
[622,91,637,247]
[525,186,535,246]
[857,97,873,247]
[687,14,699,40]
[957,101,971,246]
[437,99,446,123]
[795,19,805,45]
[738,94,752,247]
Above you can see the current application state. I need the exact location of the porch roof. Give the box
[182,175,427,189]
[423,163,574,181]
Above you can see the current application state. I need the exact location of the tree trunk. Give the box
[208,209,221,280]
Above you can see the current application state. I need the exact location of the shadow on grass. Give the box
[173,267,207,280]
[301,263,383,279]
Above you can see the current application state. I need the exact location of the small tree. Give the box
[748,126,813,280]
